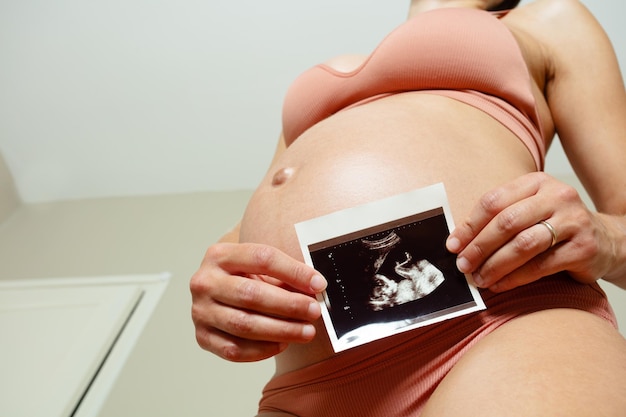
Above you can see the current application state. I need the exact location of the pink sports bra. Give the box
[281,8,547,170]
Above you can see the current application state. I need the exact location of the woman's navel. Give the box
[271,167,296,187]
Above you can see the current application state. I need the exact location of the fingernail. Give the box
[447,236,461,252]
[307,301,321,319]
[456,257,471,273]
[310,274,327,292]
[302,324,316,340]
[472,272,485,287]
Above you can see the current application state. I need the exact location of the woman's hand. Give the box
[446,172,619,292]
[190,242,327,362]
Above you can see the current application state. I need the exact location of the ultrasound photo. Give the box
[296,184,485,352]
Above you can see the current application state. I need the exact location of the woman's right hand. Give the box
[190,242,327,362]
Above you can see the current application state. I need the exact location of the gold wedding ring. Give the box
[539,220,558,249]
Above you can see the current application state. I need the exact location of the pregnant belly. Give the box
[241,94,535,259]
[239,94,537,370]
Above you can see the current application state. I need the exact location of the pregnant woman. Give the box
[191,0,626,415]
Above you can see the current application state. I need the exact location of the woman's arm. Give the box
[447,0,626,290]
[540,0,626,212]
[541,0,626,287]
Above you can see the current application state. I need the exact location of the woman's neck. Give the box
[407,0,492,18]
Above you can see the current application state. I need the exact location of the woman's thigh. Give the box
[421,308,626,417]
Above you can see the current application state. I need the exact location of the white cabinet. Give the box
[0,274,169,417]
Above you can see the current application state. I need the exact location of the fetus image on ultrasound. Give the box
[300,190,485,351]
[363,232,445,311]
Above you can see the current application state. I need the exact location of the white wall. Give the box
[0,153,20,223]
[0,0,624,202]
[0,190,274,416]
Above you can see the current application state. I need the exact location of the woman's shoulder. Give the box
[506,0,611,75]
[510,0,603,38]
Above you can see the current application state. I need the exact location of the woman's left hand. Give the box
[446,172,617,292]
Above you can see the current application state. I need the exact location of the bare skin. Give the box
[190,0,626,415]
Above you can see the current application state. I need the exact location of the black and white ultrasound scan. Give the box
[295,183,485,352]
